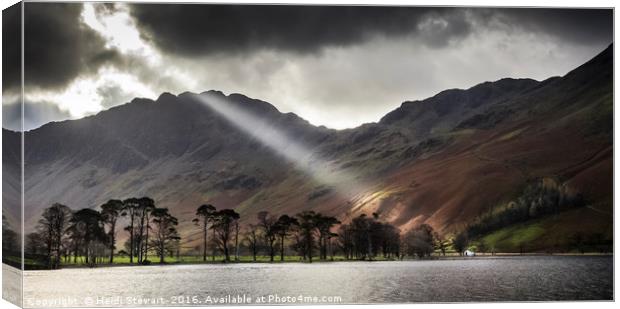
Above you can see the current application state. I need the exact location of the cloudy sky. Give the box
[1,2,613,131]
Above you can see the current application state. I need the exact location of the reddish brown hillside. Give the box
[3,45,611,252]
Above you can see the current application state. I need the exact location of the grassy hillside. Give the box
[477,203,612,253]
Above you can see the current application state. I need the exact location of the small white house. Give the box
[464,250,475,257]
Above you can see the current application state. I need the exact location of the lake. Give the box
[15,256,613,307]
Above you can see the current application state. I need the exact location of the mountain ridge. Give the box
[2,44,612,252]
[0,75,563,135]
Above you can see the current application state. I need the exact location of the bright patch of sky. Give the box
[8,3,612,131]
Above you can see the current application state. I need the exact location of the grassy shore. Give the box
[47,255,399,268]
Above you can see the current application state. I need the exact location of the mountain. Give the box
[3,44,612,252]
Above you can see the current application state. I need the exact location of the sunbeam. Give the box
[196,92,374,201]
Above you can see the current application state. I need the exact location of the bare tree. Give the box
[314,213,340,260]
[243,224,260,261]
[150,208,180,264]
[101,199,124,263]
[68,208,107,266]
[121,198,140,264]
[38,203,72,269]
[257,211,278,262]
[136,197,155,263]
[211,209,240,262]
[193,204,216,262]
[295,211,318,262]
[275,215,299,261]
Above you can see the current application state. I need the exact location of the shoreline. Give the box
[6,253,613,271]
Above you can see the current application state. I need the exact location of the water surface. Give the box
[20,256,613,307]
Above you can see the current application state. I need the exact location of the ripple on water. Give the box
[21,256,612,306]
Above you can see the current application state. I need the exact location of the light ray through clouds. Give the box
[197,94,375,201]
[11,3,611,132]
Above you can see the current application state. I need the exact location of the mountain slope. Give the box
[3,44,612,251]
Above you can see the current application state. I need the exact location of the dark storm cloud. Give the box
[3,3,613,132]
[128,5,613,57]
[489,8,613,45]
[4,3,122,92]
[2,3,21,93]
[129,5,467,56]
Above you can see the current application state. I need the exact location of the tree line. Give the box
[194,205,348,263]
[26,198,460,269]
[463,178,584,241]
[452,178,588,253]
[26,198,180,269]
[453,178,612,253]
[193,207,448,263]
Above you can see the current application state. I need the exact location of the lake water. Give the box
[16,256,613,307]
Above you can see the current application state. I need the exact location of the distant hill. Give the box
[3,44,612,252]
